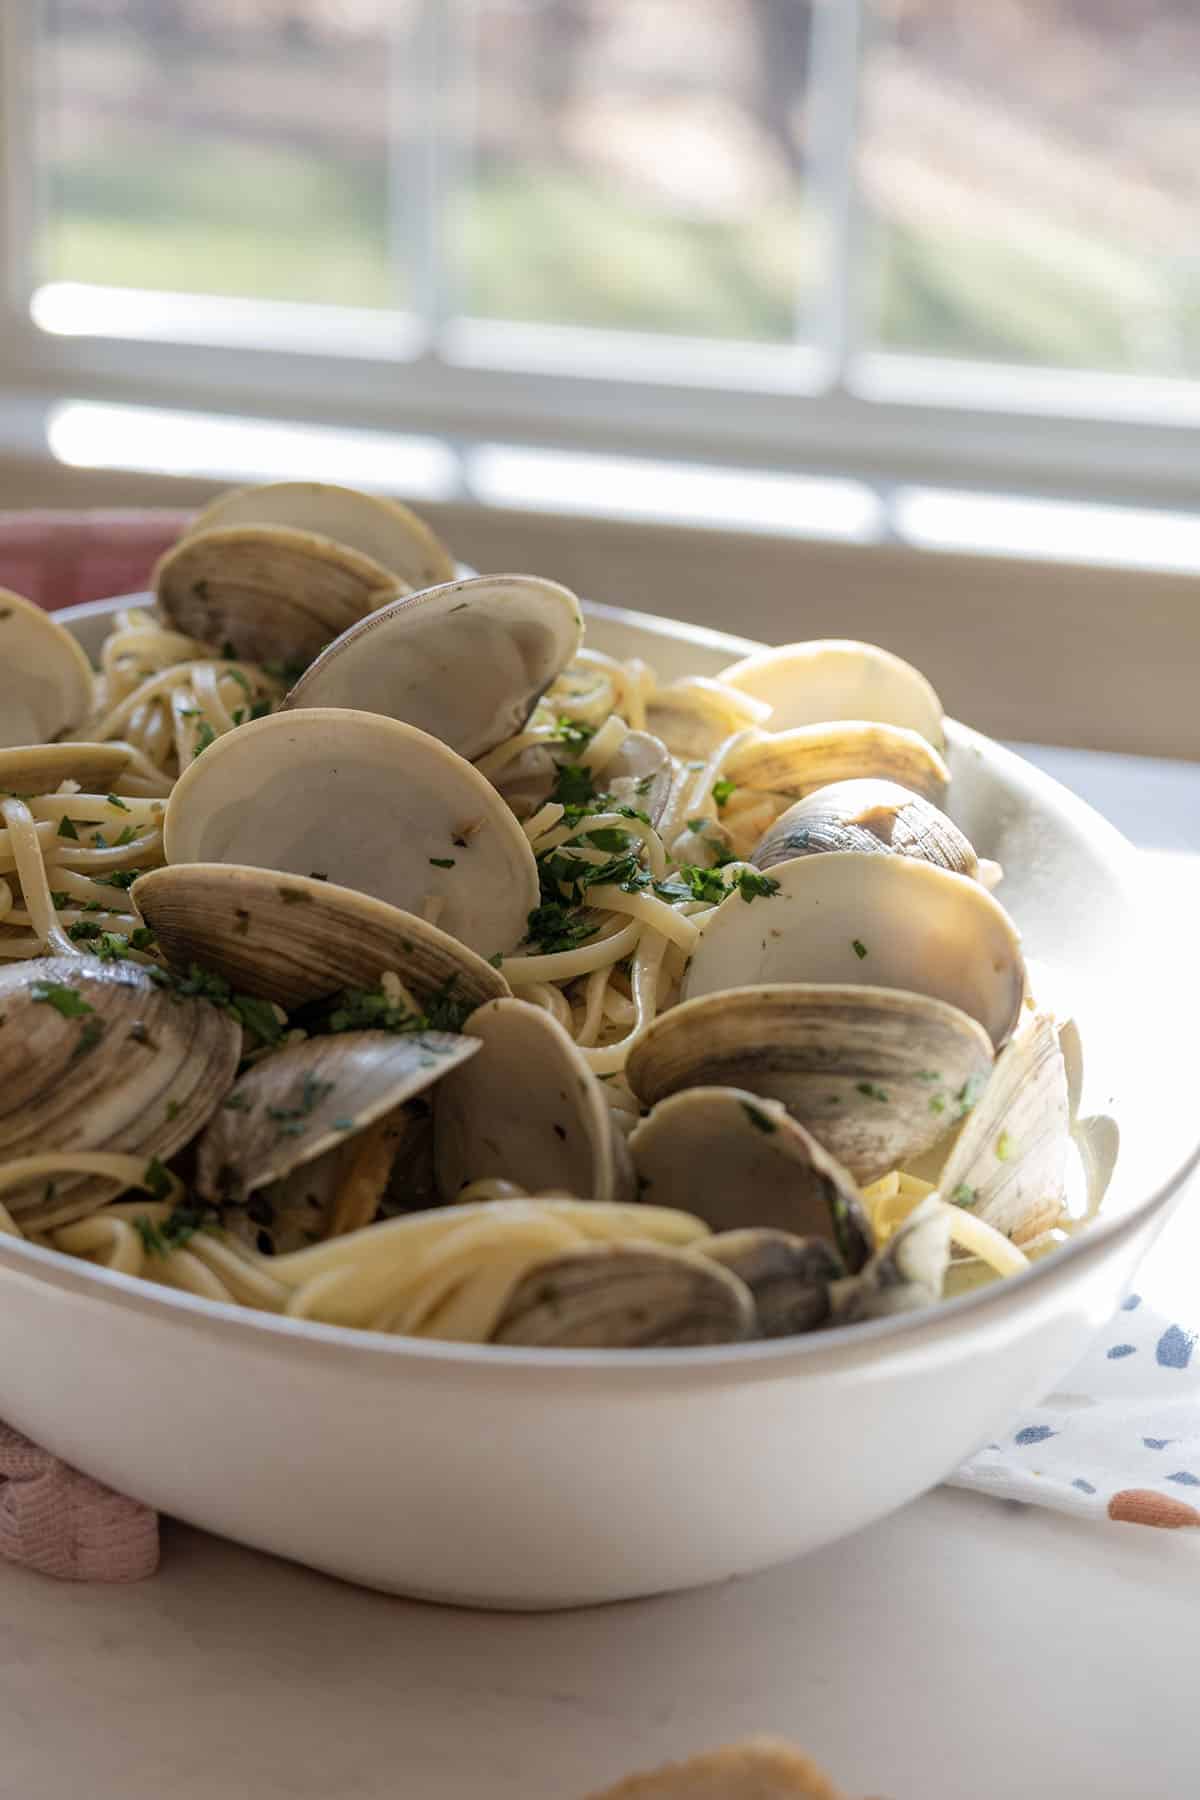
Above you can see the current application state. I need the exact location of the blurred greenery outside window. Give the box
[24,2,1200,389]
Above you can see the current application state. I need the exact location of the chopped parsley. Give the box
[57,815,79,841]
[149,962,285,1044]
[915,1070,941,1083]
[712,778,736,808]
[951,1183,977,1208]
[740,1100,776,1135]
[143,1157,173,1201]
[95,870,139,891]
[105,793,130,812]
[325,974,470,1037]
[856,1081,889,1103]
[552,717,595,753]
[70,1016,106,1063]
[686,817,710,834]
[266,1073,334,1136]
[523,902,599,956]
[428,857,456,869]
[929,1094,947,1115]
[852,938,868,960]
[30,980,92,1018]
[112,824,138,847]
[487,951,505,968]
[134,1202,212,1256]
[222,1091,254,1112]
[735,869,779,904]
[956,1073,987,1118]
[551,761,596,808]
[192,722,216,758]
[332,1117,355,1131]
[166,1099,182,1122]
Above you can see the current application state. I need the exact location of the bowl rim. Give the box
[3,592,1194,1380]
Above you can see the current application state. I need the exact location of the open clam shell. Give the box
[0,742,133,795]
[491,1242,756,1347]
[0,589,95,747]
[0,956,241,1228]
[681,851,1025,1051]
[626,985,995,1184]
[153,525,404,668]
[935,1010,1070,1244]
[188,480,456,591]
[284,575,584,761]
[724,721,950,807]
[628,1086,871,1269]
[434,997,635,1205]
[162,709,539,959]
[719,639,944,746]
[132,864,508,1013]
[194,1027,478,1210]
[752,778,978,879]
[703,1229,845,1337]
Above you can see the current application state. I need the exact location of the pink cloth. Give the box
[0,1422,158,1582]
[0,508,191,613]
[0,506,174,1580]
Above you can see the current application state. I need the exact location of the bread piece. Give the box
[584,1736,848,1799]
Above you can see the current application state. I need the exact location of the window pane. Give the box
[36,1,399,308]
[458,0,820,341]
[862,1,1200,375]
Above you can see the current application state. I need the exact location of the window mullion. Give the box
[804,0,868,388]
[392,1,461,350]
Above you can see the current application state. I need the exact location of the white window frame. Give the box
[3,0,1200,511]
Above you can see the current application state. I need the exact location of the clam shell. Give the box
[935,1010,1070,1243]
[434,997,635,1205]
[132,864,509,1013]
[681,851,1024,1050]
[725,722,949,807]
[719,639,944,746]
[703,1229,844,1336]
[600,729,674,826]
[285,575,584,762]
[188,481,456,590]
[752,778,977,878]
[628,1086,871,1269]
[645,677,772,759]
[0,589,95,747]
[153,525,404,667]
[491,1242,755,1347]
[832,1195,951,1322]
[626,985,994,1184]
[0,956,240,1227]
[194,1028,478,1208]
[162,709,539,959]
[0,742,133,795]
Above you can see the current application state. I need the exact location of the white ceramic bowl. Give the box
[0,594,1195,1610]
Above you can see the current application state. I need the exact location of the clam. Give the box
[752,778,977,879]
[935,1011,1070,1244]
[626,985,994,1184]
[434,997,635,1205]
[490,1242,755,1347]
[162,709,539,959]
[153,526,404,668]
[0,742,133,795]
[188,480,457,591]
[132,864,509,1013]
[645,677,773,759]
[681,852,1025,1051]
[0,956,240,1228]
[599,729,674,827]
[831,1196,951,1323]
[719,639,944,747]
[194,1029,478,1229]
[628,1086,871,1269]
[723,721,950,808]
[0,589,95,747]
[284,575,584,762]
[703,1229,844,1336]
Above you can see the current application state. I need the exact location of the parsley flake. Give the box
[712,778,736,808]
[852,938,868,959]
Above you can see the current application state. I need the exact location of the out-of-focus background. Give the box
[2,0,1199,754]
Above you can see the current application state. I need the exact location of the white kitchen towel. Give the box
[951,1286,1200,1528]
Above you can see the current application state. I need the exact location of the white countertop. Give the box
[5,743,1199,1800]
